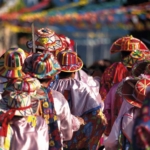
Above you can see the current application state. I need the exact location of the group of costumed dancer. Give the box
[0,27,149,150]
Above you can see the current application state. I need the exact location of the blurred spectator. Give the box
[88,59,112,77]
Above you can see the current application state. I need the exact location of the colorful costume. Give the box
[103,82,123,136]
[100,35,149,101]
[0,78,49,150]
[100,62,129,101]
[132,98,150,150]
[26,28,65,57]
[104,100,135,150]
[101,36,149,137]
[104,77,150,150]
[52,50,106,149]
[74,69,100,98]
[0,48,26,78]
[23,52,81,149]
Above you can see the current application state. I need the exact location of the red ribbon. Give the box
[0,105,31,137]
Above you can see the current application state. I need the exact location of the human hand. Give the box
[76,116,85,125]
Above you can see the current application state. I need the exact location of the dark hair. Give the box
[38,78,51,83]
[36,49,43,53]
[59,71,74,79]
[121,51,132,59]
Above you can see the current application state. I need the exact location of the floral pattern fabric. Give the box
[64,109,106,150]
[42,87,62,150]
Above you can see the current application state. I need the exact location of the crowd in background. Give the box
[0,27,150,150]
